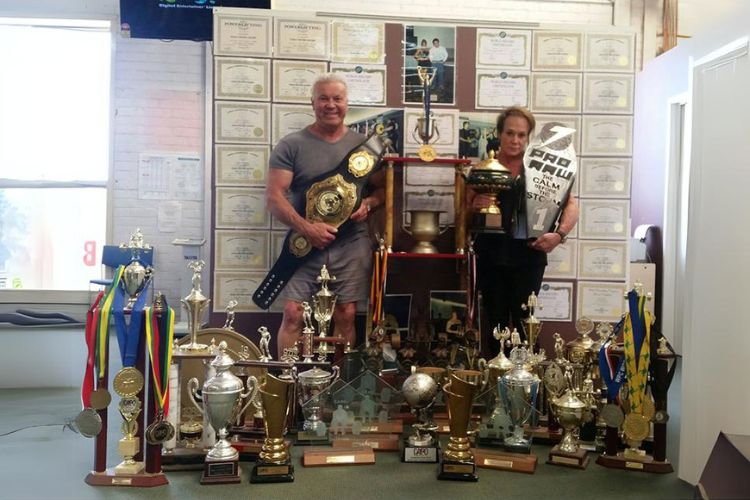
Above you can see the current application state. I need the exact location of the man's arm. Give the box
[530,194,579,253]
[350,170,385,222]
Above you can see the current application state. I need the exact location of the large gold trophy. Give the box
[438,373,479,481]
[251,373,296,483]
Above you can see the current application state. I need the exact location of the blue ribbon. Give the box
[112,277,151,367]
[598,316,626,402]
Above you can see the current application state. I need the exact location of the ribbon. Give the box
[369,245,388,326]
[598,316,626,403]
[145,302,175,416]
[94,265,125,379]
[81,290,105,408]
[622,290,652,413]
[112,274,151,367]
[466,246,477,330]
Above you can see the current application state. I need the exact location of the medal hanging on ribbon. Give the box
[111,270,151,399]
[598,316,626,404]
[76,289,107,438]
[144,301,176,445]
[622,290,651,415]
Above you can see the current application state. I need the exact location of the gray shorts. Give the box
[282,230,373,307]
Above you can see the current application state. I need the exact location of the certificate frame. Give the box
[213,271,266,312]
[214,56,270,101]
[475,28,532,69]
[577,240,629,280]
[531,31,583,72]
[533,114,582,151]
[403,107,459,151]
[536,281,574,322]
[544,239,578,279]
[214,229,270,271]
[581,115,633,156]
[578,199,630,240]
[576,281,627,322]
[475,70,530,109]
[213,12,272,58]
[330,20,385,64]
[272,59,328,104]
[214,101,270,144]
[529,72,582,113]
[274,18,330,61]
[270,230,287,262]
[215,187,269,229]
[330,64,386,106]
[214,144,269,187]
[582,73,634,114]
[272,104,315,145]
[579,157,632,199]
[584,32,636,73]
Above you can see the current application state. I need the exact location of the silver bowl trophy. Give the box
[179,260,211,352]
[476,326,515,446]
[547,363,590,469]
[294,365,340,443]
[401,370,440,463]
[313,265,337,361]
[187,341,259,484]
[499,347,540,454]
[412,66,440,162]
[462,151,516,233]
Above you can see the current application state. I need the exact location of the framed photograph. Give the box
[429,290,469,340]
[578,199,630,240]
[475,70,529,109]
[584,32,635,73]
[583,73,634,114]
[213,13,272,57]
[579,157,632,198]
[576,281,627,322]
[457,112,499,160]
[331,64,386,106]
[383,294,413,341]
[532,31,583,71]
[215,187,269,229]
[272,104,315,145]
[272,59,327,104]
[214,57,270,101]
[214,229,269,271]
[530,72,582,113]
[581,115,633,156]
[577,240,629,280]
[213,271,266,312]
[544,239,578,279]
[536,281,573,322]
[214,101,270,144]
[274,18,329,60]
[403,25,456,105]
[476,28,532,69]
[330,20,385,64]
[346,107,404,156]
[214,144,269,187]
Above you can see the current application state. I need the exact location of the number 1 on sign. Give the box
[533,208,548,231]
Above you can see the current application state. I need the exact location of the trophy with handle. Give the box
[411,67,441,162]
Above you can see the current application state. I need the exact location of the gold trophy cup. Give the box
[250,374,296,483]
[438,373,479,481]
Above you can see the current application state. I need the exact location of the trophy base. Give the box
[547,445,590,469]
[473,449,538,474]
[437,456,478,482]
[250,461,294,483]
[503,438,533,455]
[85,469,169,487]
[596,453,674,473]
[332,433,400,452]
[402,438,439,463]
[114,460,144,476]
[302,447,376,467]
[471,213,505,234]
[295,430,331,446]
[200,458,241,485]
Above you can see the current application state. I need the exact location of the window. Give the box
[0,18,112,291]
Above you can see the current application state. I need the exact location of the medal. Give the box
[90,387,111,410]
[641,395,656,421]
[146,418,176,445]
[653,410,670,424]
[600,403,625,428]
[74,408,103,438]
[144,302,176,445]
[113,367,144,397]
[418,144,436,162]
[622,412,650,442]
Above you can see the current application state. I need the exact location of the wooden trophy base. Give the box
[547,445,590,469]
[474,449,537,474]
[332,433,400,451]
[302,447,376,467]
[596,451,674,473]
[85,469,168,487]
[472,212,505,234]
[402,438,440,463]
[200,458,241,485]
[438,455,478,482]
[250,461,294,483]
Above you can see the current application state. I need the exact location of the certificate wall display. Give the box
[475,70,529,109]
[214,229,270,271]
[532,31,583,71]
[404,108,459,151]
[274,18,329,60]
[536,282,573,322]
[330,21,385,64]
[331,64,386,106]
[577,240,628,280]
[213,13,272,57]
[584,32,635,73]
[213,271,266,312]
[576,281,626,322]
[214,101,270,144]
[214,144,269,186]
[582,73,634,114]
[533,114,582,150]
[214,57,270,101]
[476,29,532,68]
[578,157,631,198]
[271,230,287,262]
[272,104,315,144]
[544,239,578,279]
[578,199,630,240]
[272,59,328,103]
[529,72,582,113]
[215,187,269,229]
[581,115,633,156]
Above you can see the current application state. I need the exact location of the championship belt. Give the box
[523,122,577,239]
[253,133,385,309]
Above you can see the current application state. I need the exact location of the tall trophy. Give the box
[412,66,440,162]
[313,265,337,361]
[119,228,153,309]
[438,373,479,481]
[295,365,340,443]
[462,151,516,233]
[523,122,577,239]
[251,373,296,483]
[521,292,543,350]
[547,365,590,469]
[187,342,258,484]
[180,260,211,352]
[499,347,540,454]
[401,370,439,463]
[403,209,444,254]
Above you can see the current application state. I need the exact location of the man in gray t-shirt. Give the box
[266,73,385,356]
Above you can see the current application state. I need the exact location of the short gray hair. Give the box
[311,72,348,98]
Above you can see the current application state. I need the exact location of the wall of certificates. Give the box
[209,7,636,325]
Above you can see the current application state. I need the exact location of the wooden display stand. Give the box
[302,447,376,467]
[473,449,538,474]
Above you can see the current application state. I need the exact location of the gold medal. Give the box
[74,408,102,438]
[145,420,176,445]
[622,412,650,442]
[418,144,436,162]
[89,388,111,410]
[348,150,375,178]
[641,395,656,422]
[113,367,144,397]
